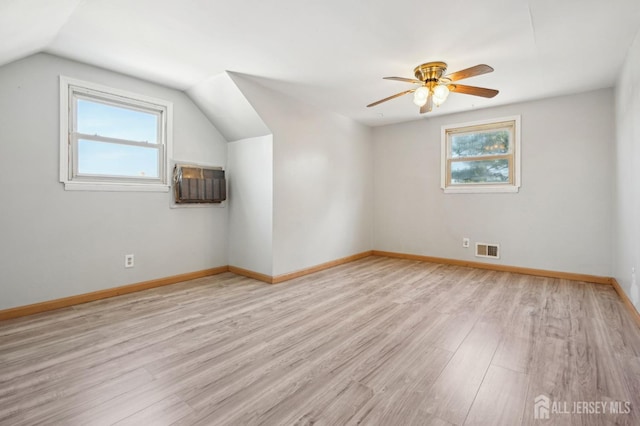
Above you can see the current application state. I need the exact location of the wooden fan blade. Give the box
[367,89,414,107]
[445,64,494,82]
[449,84,499,98]
[383,76,423,84]
[420,92,433,114]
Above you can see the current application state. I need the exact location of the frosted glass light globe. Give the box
[413,87,429,106]
[432,85,450,106]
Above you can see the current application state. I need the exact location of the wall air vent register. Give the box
[476,243,500,259]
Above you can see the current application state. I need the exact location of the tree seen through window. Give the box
[441,117,520,192]
[450,129,510,183]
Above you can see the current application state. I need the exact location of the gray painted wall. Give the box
[227,135,274,275]
[0,53,228,310]
[372,89,614,276]
[614,31,640,310]
[231,75,374,276]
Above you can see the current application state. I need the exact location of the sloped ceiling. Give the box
[1,0,639,127]
[187,72,270,142]
[0,0,82,66]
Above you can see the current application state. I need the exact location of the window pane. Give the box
[78,139,159,178]
[77,99,158,143]
[450,159,509,184]
[450,129,510,158]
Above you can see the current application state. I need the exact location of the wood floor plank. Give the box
[491,275,543,373]
[589,283,640,358]
[295,380,374,426]
[0,367,155,425]
[350,343,453,425]
[421,320,502,425]
[112,394,193,426]
[463,365,529,425]
[182,305,406,424]
[0,256,639,425]
[241,303,449,425]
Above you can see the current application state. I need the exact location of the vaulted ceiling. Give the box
[2,0,639,126]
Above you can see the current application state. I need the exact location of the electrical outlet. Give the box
[463,238,470,248]
[125,254,134,268]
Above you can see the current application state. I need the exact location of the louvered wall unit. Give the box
[173,164,226,204]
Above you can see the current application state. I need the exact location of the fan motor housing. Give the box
[414,61,447,82]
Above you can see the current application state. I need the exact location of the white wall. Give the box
[230,74,374,276]
[227,135,274,275]
[614,31,640,310]
[0,53,228,310]
[373,89,614,276]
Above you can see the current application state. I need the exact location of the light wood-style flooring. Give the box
[1,256,640,425]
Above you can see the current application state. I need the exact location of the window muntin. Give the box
[60,76,172,191]
[441,116,520,193]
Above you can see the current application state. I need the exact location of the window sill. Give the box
[170,201,226,209]
[63,181,170,192]
[442,185,520,194]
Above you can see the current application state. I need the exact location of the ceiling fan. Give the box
[367,62,499,114]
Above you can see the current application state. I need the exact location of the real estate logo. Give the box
[534,394,550,420]
[533,394,631,420]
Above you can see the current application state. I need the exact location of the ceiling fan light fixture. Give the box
[413,86,429,106]
[367,62,497,114]
[432,84,450,106]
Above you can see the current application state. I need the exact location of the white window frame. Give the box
[59,76,173,192]
[441,115,521,194]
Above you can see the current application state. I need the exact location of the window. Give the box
[60,76,173,191]
[441,116,520,193]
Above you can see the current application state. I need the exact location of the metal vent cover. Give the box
[476,243,500,259]
[173,164,226,204]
